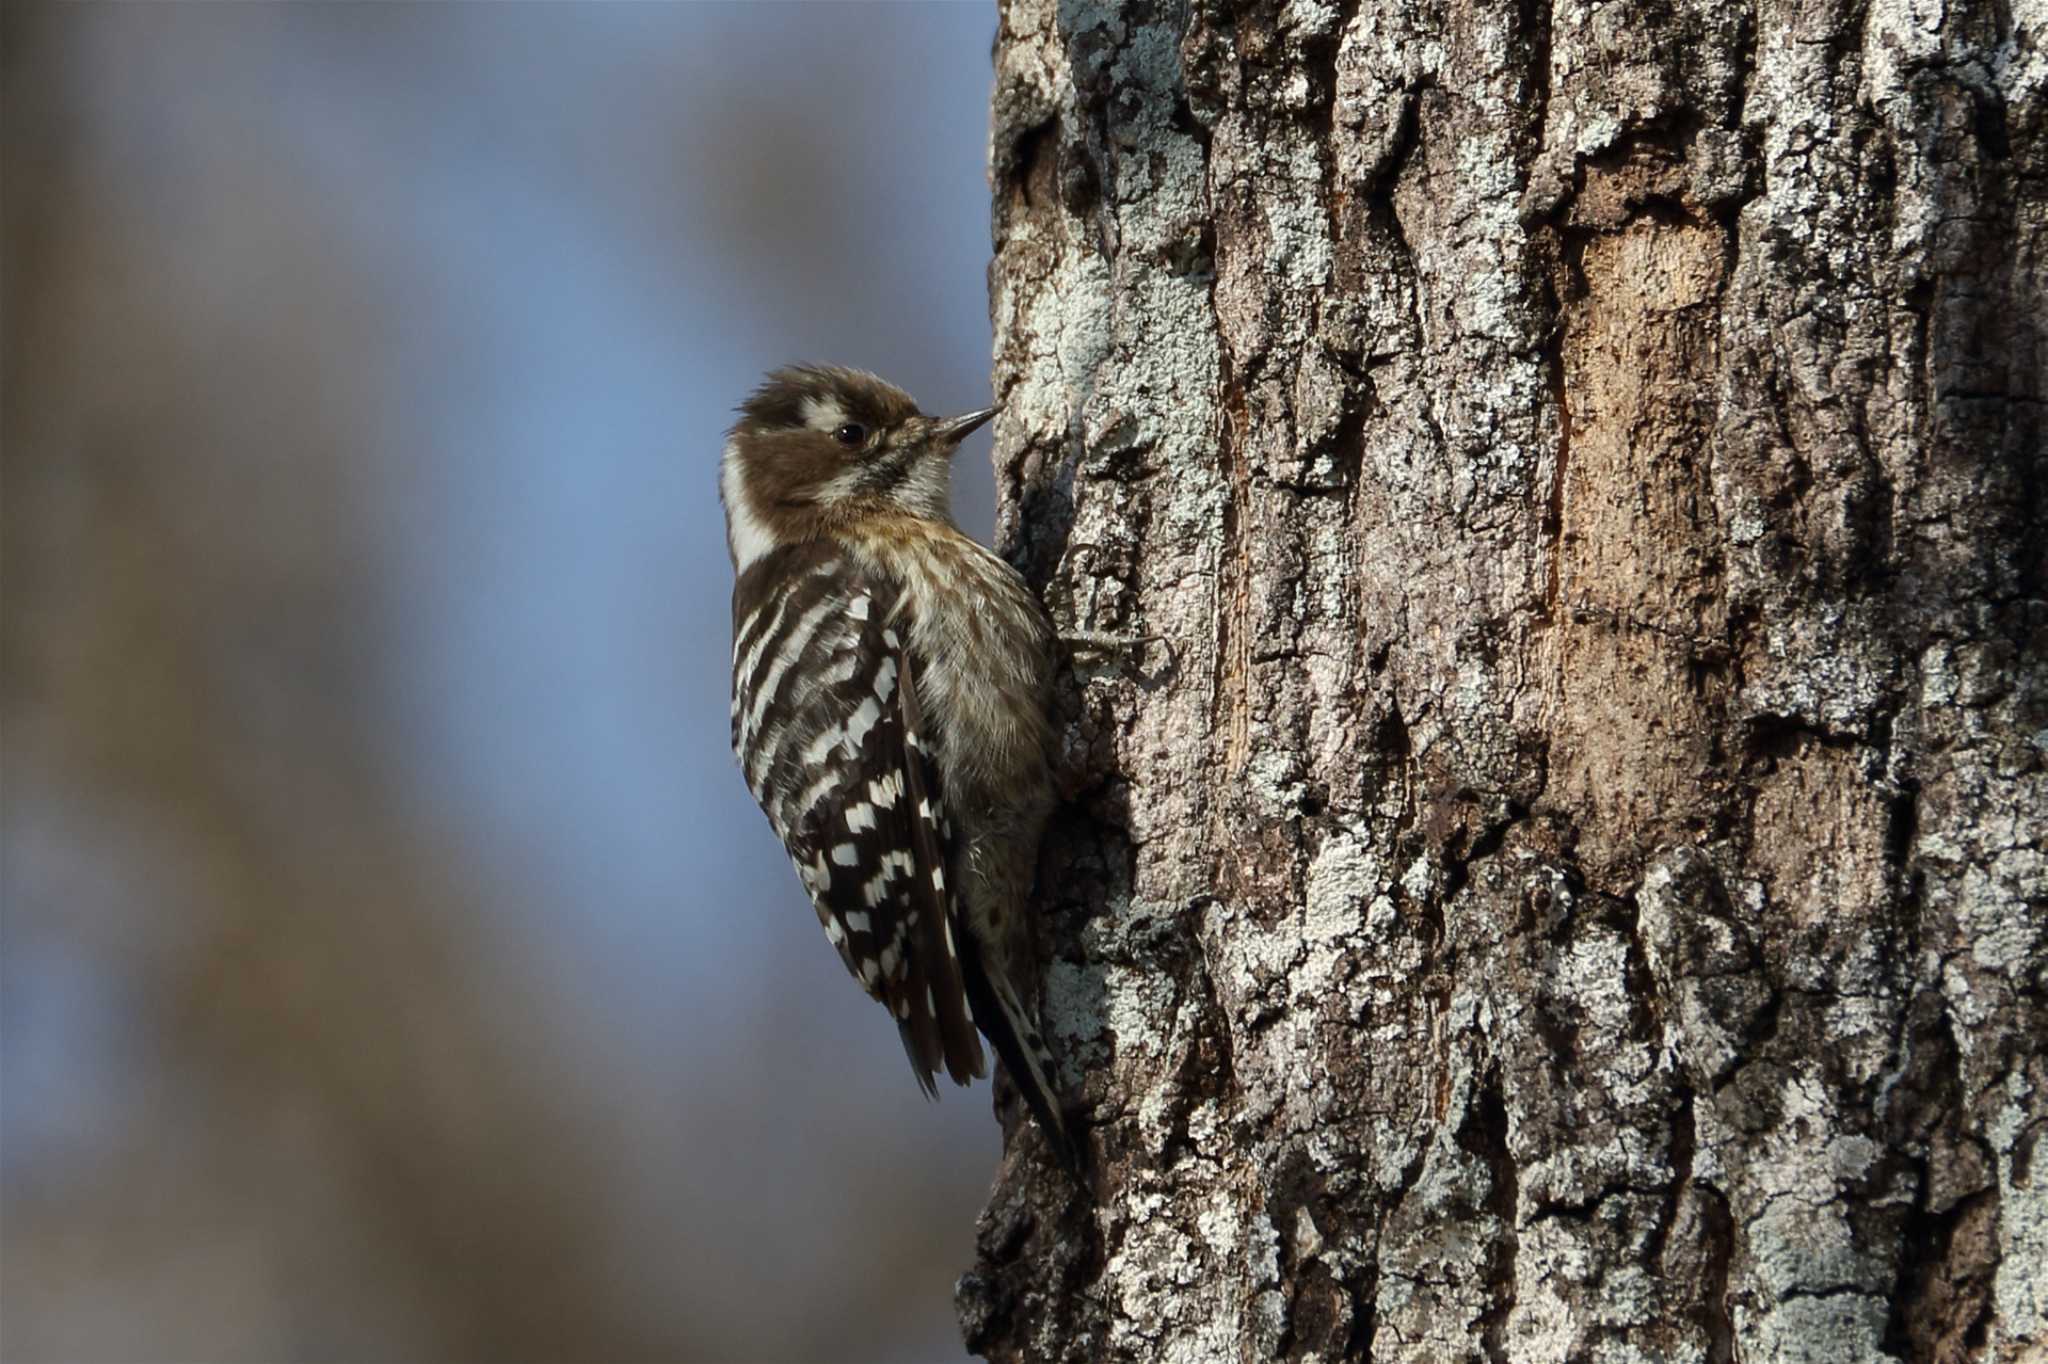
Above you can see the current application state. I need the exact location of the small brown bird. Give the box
[720,365,1072,1165]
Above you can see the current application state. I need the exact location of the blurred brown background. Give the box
[2,5,1007,1360]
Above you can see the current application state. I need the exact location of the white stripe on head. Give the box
[721,436,780,573]
[801,395,849,432]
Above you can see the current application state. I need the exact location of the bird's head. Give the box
[720,365,996,571]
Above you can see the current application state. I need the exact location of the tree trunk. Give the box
[957,0,2046,1359]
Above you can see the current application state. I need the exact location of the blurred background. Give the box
[2,4,1009,1360]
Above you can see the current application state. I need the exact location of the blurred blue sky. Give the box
[5,4,1014,1360]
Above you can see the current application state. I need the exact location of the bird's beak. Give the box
[932,405,998,448]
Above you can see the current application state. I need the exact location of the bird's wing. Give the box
[745,570,983,1093]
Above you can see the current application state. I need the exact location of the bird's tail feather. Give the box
[957,932,1083,1177]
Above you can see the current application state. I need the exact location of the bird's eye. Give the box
[833,423,867,447]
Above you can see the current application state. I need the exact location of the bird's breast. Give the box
[843,522,1054,807]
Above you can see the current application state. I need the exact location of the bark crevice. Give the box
[972,0,2046,1357]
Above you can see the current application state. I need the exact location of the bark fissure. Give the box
[970,0,2046,1358]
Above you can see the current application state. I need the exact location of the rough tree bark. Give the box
[955,0,2047,1360]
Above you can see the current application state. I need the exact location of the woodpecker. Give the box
[720,365,1073,1166]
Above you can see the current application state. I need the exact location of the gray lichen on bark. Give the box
[960,0,2046,1360]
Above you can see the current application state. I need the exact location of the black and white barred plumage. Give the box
[721,366,1073,1165]
[731,549,981,1088]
